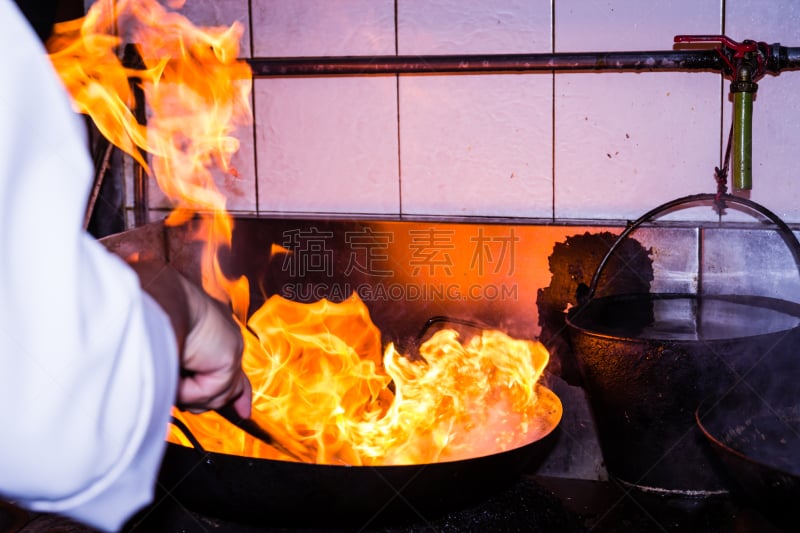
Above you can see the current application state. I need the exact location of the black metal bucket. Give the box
[566,193,800,495]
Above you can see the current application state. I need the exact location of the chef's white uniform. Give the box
[0,1,178,530]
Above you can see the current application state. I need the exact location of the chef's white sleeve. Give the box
[0,1,179,531]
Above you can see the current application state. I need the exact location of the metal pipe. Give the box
[248,50,726,76]
[784,46,800,69]
[84,137,114,230]
[731,82,756,191]
[246,43,800,199]
[123,44,149,227]
[246,47,800,77]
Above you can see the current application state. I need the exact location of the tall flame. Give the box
[48,0,251,320]
[49,0,561,465]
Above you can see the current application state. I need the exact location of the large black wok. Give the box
[697,375,800,530]
[156,385,561,528]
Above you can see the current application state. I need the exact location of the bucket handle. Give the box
[582,193,800,303]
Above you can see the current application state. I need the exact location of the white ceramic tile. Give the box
[399,74,552,218]
[255,77,400,214]
[174,0,252,58]
[398,0,551,54]
[214,122,258,213]
[724,0,800,224]
[396,1,552,217]
[555,0,720,52]
[252,0,395,57]
[725,0,800,41]
[554,0,723,221]
[144,119,257,214]
[554,72,722,220]
[124,208,136,230]
[635,227,700,294]
[702,227,800,302]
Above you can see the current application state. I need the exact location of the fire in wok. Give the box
[48,0,561,468]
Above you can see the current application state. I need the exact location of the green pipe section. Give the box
[733,91,753,190]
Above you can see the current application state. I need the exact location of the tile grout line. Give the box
[248,0,260,216]
[395,0,403,217]
[551,0,556,221]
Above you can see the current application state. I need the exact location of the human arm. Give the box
[128,259,252,418]
[0,0,247,530]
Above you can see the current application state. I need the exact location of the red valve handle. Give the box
[674,34,769,81]
[674,35,758,55]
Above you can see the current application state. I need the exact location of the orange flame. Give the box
[49,1,561,465]
[48,0,251,319]
[169,293,558,465]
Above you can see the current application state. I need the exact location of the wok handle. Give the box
[409,315,491,360]
[169,412,307,462]
[414,315,491,344]
[583,193,800,302]
[168,416,208,454]
[215,405,306,461]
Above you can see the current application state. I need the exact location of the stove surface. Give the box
[2,474,784,533]
[125,476,581,532]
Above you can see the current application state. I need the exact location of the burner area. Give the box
[2,473,781,532]
[5,215,794,533]
[127,477,581,532]
[0,377,784,532]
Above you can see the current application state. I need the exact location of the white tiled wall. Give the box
[554,0,722,221]
[726,0,800,224]
[132,0,800,223]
